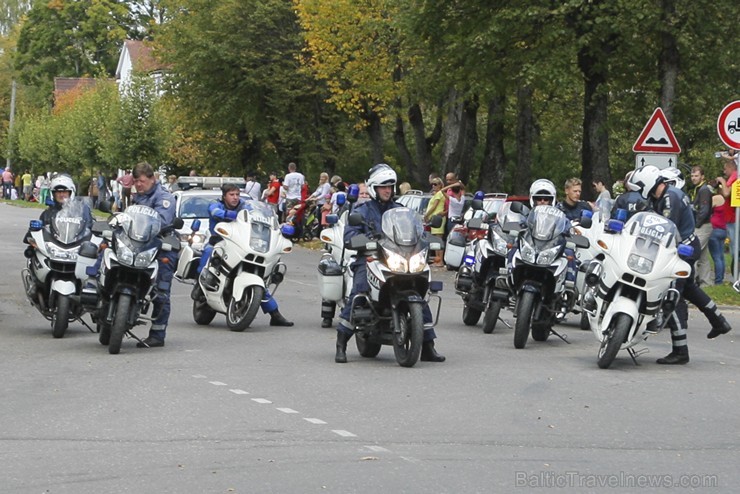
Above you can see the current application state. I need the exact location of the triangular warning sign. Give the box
[632,108,681,153]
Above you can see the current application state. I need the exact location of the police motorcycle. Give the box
[339,208,444,367]
[22,198,99,338]
[175,201,294,331]
[455,200,523,333]
[505,203,590,349]
[580,211,690,369]
[76,203,183,354]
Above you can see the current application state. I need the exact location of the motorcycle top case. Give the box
[317,255,343,302]
[444,230,467,269]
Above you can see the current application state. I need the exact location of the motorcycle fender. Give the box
[599,298,639,342]
[520,283,540,295]
[232,273,265,301]
[52,279,76,296]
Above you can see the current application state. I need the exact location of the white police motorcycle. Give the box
[22,199,99,338]
[175,201,293,331]
[581,211,690,368]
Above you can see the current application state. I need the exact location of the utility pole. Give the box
[6,79,16,170]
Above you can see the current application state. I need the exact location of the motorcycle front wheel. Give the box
[109,294,132,355]
[597,313,631,369]
[514,291,536,349]
[356,332,382,358]
[482,287,501,334]
[227,285,264,332]
[192,286,216,325]
[393,302,423,367]
[52,294,71,339]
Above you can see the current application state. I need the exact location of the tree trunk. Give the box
[408,103,432,185]
[439,88,464,176]
[458,96,479,185]
[479,94,507,192]
[578,46,611,201]
[365,111,384,165]
[393,113,415,180]
[658,0,679,122]
[515,86,534,196]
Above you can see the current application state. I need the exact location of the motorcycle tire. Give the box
[462,304,482,326]
[51,294,71,339]
[514,291,536,349]
[597,313,631,369]
[531,321,551,341]
[109,293,132,355]
[98,319,111,346]
[227,285,264,332]
[192,294,217,326]
[356,332,382,358]
[393,302,423,368]
[482,299,502,334]
[580,311,590,330]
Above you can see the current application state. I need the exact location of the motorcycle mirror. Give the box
[346,184,359,203]
[91,220,110,235]
[326,214,339,225]
[470,199,484,211]
[467,217,485,230]
[98,198,113,214]
[29,219,43,231]
[429,240,443,251]
[571,234,590,249]
[191,219,201,232]
[606,219,624,233]
[509,201,524,214]
[429,215,444,229]
[502,221,522,234]
[677,244,694,258]
[348,212,364,227]
[579,216,593,228]
[281,224,296,238]
[173,217,184,230]
[615,208,628,222]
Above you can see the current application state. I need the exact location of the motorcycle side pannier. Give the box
[444,230,467,269]
[317,255,343,301]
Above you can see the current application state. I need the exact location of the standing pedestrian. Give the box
[244,171,261,201]
[21,170,33,201]
[117,169,134,210]
[708,181,727,285]
[690,165,713,286]
[282,162,304,214]
[2,167,14,199]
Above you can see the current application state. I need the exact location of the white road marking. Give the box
[252,398,272,404]
[332,430,357,437]
[209,381,227,386]
[304,418,327,425]
[276,407,299,414]
[192,375,207,379]
[229,389,250,395]
[400,456,421,464]
[365,445,390,453]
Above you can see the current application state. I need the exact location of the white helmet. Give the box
[366,163,397,200]
[627,165,663,199]
[529,179,556,207]
[50,174,76,201]
[659,167,685,190]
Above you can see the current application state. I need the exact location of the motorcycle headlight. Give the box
[520,239,536,264]
[491,231,508,256]
[249,223,271,253]
[385,251,408,273]
[116,243,134,266]
[628,254,654,274]
[134,247,158,268]
[537,245,561,265]
[408,249,428,273]
[46,242,78,260]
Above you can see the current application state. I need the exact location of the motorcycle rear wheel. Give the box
[597,313,631,369]
[356,332,382,358]
[227,285,264,332]
[393,302,423,367]
[531,321,551,341]
[514,291,536,349]
[52,294,71,339]
[109,294,132,355]
[192,287,217,325]
[462,304,482,326]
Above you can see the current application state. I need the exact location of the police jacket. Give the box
[344,198,400,266]
[557,200,592,222]
[207,197,249,245]
[611,191,648,219]
[132,183,176,231]
[651,185,695,241]
[38,200,94,230]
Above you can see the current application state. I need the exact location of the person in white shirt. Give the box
[244,171,262,201]
[308,172,331,206]
[282,162,304,212]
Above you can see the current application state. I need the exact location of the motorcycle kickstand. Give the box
[627,347,642,366]
[498,316,512,329]
[79,317,96,333]
[126,331,149,347]
[550,328,570,344]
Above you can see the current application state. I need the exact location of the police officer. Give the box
[196,184,293,326]
[611,171,648,219]
[628,166,732,364]
[334,164,445,364]
[130,162,178,348]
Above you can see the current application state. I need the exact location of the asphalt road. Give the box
[1,202,739,493]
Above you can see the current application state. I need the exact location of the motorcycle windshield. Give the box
[496,202,527,230]
[51,199,89,244]
[527,206,570,241]
[242,201,279,229]
[120,205,162,243]
[381,208,424,247]
[625,212,679,259]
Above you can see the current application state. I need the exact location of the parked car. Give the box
[396,189,432,216]
[173,189,251,250]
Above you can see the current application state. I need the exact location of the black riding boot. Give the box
[335,331,351,363]
[269,310,294,327]
[656,347,689,365]
[421,340,446,362]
